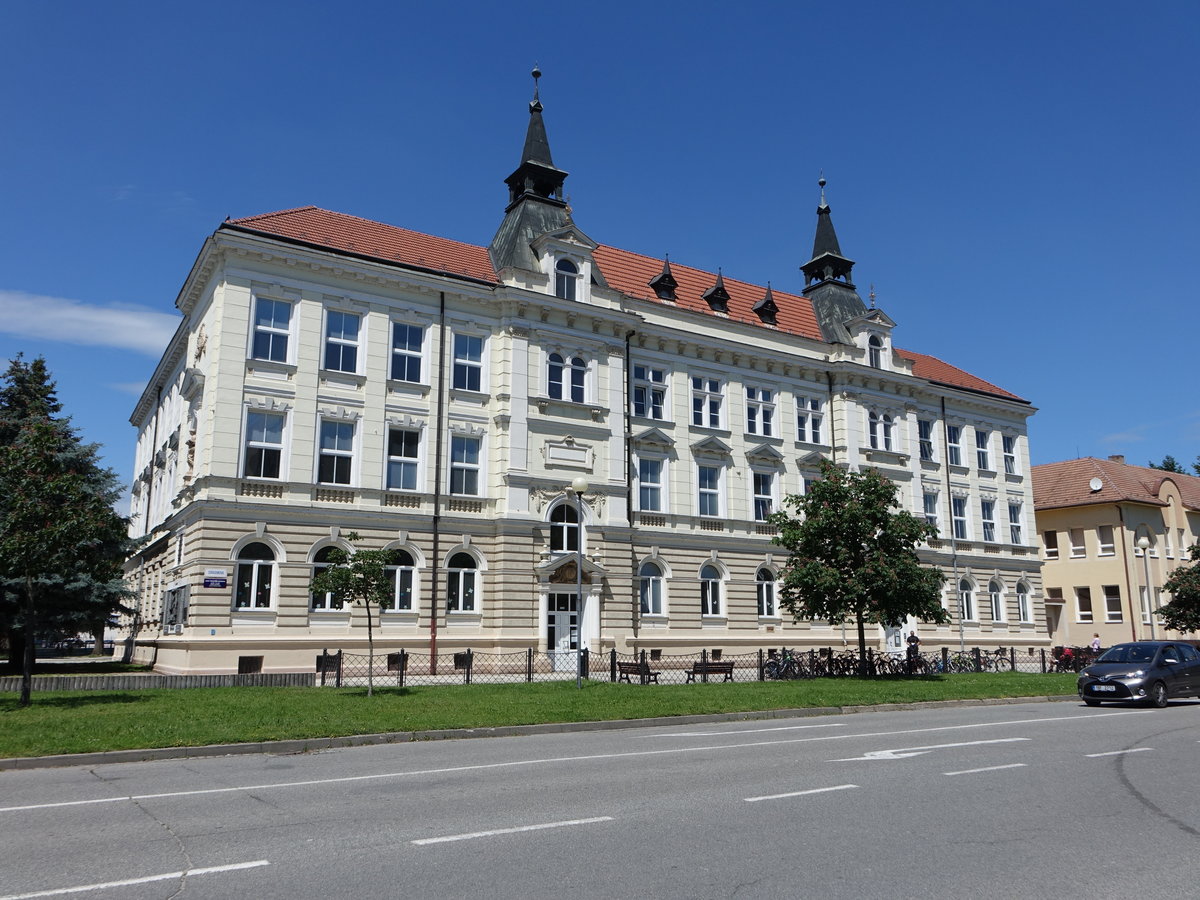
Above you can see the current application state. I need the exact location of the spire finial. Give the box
[818,171,827,207]
[531,65,541,102]
[869,284,876,308]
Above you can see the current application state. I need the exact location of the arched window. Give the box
[550,503,580,553]
[700,564,721,616]
[385,549,416,612]
[869,412,894,451]
[234,542,275,609]
[310,546,346,611]
[756,567,776,618]
[639,561,663,615]
[868,334,883,369]
[447,552,478,613]
[959,578,976,622]
[1016,582,1031,623]
[547,353,586,402]
[554,259,579,301]
[989,579,1005,622]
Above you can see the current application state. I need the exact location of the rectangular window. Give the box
[1008,502,1023,545]
[390,323,424,383]
[1076,587,1093,624]
[317,420,354,485]
[632,365,667,420]
[918,419,934,462]
[976,429,991,471]
[1097,524,1115,556]
[449,435,480,496]
[1069,528,1086,558]
[1165,528,1173,558]
[243,411,284,479]
[698,465,720,517]
[746,387,775,436]
[753,471,774,521]
[797,396,823,444]
[452,334,483,392]
[323,310,360,373]
[1017,585,1032,624]
[947,425,962,466]
[1044,530,1059,559]
[981,499,996,543]
[252,297,291,362]
[1180,528,1189,558]
[1002,435,1017,475]
[386,429,420,491]
[1103,586,1123,623]
[691,377,723,429]
[952,496,968,540]
[923,492,940,533]
[1140,586,1155,624]
[638,458,663,511]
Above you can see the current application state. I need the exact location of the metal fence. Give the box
[314,645,1079,688]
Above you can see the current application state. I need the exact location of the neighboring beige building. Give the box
[119,76,1045,674]
[1033,455,1200,649]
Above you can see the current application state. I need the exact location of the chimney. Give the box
[1108,454,1125,464]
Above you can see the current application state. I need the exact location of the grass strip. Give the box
[0,673,1078,759]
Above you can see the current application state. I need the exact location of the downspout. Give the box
[430,291,447,672]
[942,397,963,652]
[825,371,836,465]
[625,329,638,641]
[1116,505,1139,641]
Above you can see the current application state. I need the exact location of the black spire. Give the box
[753,282,778,325]
[502,66,568,211]
[701,269,731,313]
[800,176,867,344]
[648,255,678,301]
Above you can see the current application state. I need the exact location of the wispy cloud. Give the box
[1100,429,1148,445]
[110,381,150,396]
[0,290,178,356]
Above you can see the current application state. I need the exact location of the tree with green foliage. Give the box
[1159,543,1200,634]
[309,533,397,696]
[0,356,134,704]
[1148,454,1188,474]
[769,459,948,673]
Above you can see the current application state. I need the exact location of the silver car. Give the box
[1077,641,1200,708]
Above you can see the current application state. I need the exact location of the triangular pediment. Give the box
[532,224,599,252]
[846,307,896,330]
[746,443,785,463]
[535,554,609,582]
[691,436,732,456]
[631,426,674,449]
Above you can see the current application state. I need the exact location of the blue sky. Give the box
[2,1,1198,490]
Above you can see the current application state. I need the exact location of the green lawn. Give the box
[0,673,1079,759]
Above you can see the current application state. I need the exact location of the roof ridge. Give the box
[229,206,321,224]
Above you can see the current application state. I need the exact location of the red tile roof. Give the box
[1033,457,1200,511]
[225,206,1025,403]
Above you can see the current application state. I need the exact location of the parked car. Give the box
[1077,641,1200,708]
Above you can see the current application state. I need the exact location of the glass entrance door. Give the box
[547,592,578,671]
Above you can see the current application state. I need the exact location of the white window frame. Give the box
[697,464,722,518]
[446,551,479,614]
[952,496,968,540]
[981,499,997,543]
[1016,582,1032,624]
[1103,585,1123,624]
[449,434,482,497]
[383,548,418,612]
[752,470,775,522]
[233,541,277,610]
[923,492,940,534]
[452,332,485,393]
[756,567,778,618]
[918,418,935,462]
[1076,587,1094,624]
[988,579,1005,623]
[797,396,824,444]
[390,321,425,383]
[310,545,348,611]
[699,564,723,617]
[386,427,421,492]
[947,425,963,466]
[632,365,668,420]
[1008,502,1023,545]
[867,334,883,369]
[549,502,581,554]
[1002,434,1018,475]
[637,456,666,512]
[317,418,356,486]
[1043,530,1059,560]
[250,296,293,363]
[548,352,587,403]
[745,386,775,436]
[976,429,991,471]
[1069,528,1086,558]
[691,376,723,429]
[639,560,665,616]
[869,411,894,451]
[322,309,361,374]
[959,578,976,622]
[1097,524,1115,556]
[243,409,286,480]
[554,258,579,301]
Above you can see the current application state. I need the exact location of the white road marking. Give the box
[1086,748,1152,757]
[412,816,613,845]
[0,710,1144,815]
[832,737,1029,761]
[654,723,847,737]
[944,763,1028,776]
[745,784,858,803]
[0,860,269,900]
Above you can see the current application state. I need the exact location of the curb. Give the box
[0,694,1079,771]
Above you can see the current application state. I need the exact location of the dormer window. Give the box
[868,334,883,369]
[555,258,579,301]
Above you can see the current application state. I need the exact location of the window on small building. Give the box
[1069,528,1086,558]
[554,258,579,301]
[1043,530,1059,559]
[447,552,478,613]
[1097,524,1115,556]
[1076,587,1093,623]
[1103,585,1123,623]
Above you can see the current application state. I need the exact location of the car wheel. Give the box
[1148,681,1169,708]
[1083,698,1101,707]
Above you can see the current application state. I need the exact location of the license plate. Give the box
[1093,684,1117,692]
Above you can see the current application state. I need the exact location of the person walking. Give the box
[906,629,921,673]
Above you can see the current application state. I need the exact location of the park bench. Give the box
[617,660,660,684]
[685,661,735,683]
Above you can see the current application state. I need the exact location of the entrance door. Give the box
[547,592,579,671]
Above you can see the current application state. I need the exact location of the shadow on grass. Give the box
[335,687,415,699]
[0,693,151,712]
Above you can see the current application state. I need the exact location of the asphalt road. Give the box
[2,699,1198,900]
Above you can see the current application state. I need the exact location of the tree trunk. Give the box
[20,576,36,706]
[90,624,107,656]
[856,610,868,677]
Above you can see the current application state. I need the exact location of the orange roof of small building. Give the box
[1033,457,1200,511]
[224,206,1025,403]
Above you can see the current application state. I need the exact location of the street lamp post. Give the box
[1138,536,1156,639]
[571,476,588,690]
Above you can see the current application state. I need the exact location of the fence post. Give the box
[582,648,589,681]
[1040,647,1047,673]
[867,647,874,678]
[701,648,709,683]
[1009,646,1016,671]
[320,648,327,687]
[972,646,982,672]
[941,646,949,673]
[398,650,407,688]
[526,647,533,683]
[640,649,648,685]
[610,649,617,683]
[758,648,764,681]
[336,650,343,688]
[826,647,834,677]
[465,648,473,685]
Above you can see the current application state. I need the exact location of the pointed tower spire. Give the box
[648,254,678,301]
[800,175,867,344]
[502,65,568,211]
[802,175,853,286]
[701,268,731,313]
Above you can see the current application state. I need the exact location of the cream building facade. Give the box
[1032,455,1200,649]
[121,77,1045,674]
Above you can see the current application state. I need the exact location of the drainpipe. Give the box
[625,329,637,641]
[430,291,447,672]
[941,397,963,652]
[825,371,836,465]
